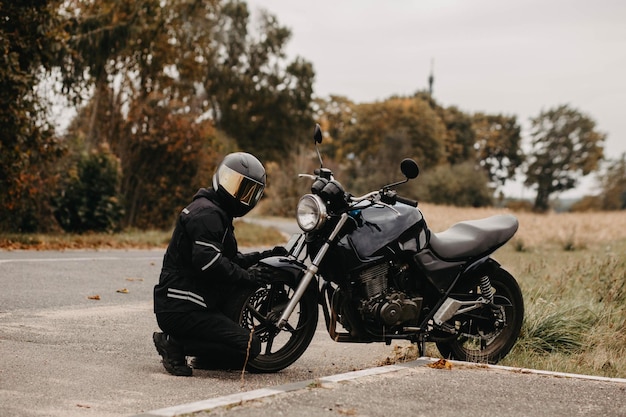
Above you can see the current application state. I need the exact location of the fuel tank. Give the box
[319,203,428,279]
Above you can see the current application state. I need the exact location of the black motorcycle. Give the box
[226,124,524,373]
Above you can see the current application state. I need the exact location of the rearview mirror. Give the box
[313,124,323,144]
[400,159,419,179]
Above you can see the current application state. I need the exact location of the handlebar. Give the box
[349,191,380,203]
[300,173,419,208]
[349,190,418,207]
[395,195,418,207]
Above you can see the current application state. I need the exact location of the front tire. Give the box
[435,266,523,364]
[225,278,318,373]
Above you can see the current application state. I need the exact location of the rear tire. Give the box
[435,267,523,364]
[225,279,318,373]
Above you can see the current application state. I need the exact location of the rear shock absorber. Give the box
[479,275,494,302]
[480,274,505,329]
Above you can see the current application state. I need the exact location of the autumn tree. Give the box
[337,96,447,195]
[204,2,315,162]
[119,104,218,229]
[343,97,447,168]
[598,154,626,210]
[436,105,477,165]
[310,93,526,207]
[524,104,605,212]
[574,154,626,211]
[572,154,626,211]
[413,92,476,165]
[472,113,524,187]
[0,0,72,231]
[313,95,357,160]
[413,92,524,191]
[60,0,314,228]
[60,0,201,227]
[62,1,231,228]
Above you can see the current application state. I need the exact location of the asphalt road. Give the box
[0,248,411,417]
[1,249,625,417]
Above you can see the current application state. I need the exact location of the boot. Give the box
[153,332,192,376]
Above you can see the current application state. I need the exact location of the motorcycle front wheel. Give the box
[225,279,318,373]
[435,266,524,364]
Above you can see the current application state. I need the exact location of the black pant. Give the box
[156,310,261,369]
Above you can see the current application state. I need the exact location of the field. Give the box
[419,204,626,378]
[2,205,625,378]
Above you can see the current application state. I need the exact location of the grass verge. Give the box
[0,220,287,251]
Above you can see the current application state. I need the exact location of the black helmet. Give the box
[212,152,266,217]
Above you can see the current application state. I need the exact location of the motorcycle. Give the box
[225,124,524,373]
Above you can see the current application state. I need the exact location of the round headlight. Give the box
[296,194,327,232]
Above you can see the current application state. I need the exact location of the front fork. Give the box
[276,213,349,330]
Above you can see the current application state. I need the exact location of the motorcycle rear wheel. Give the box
[435,266,523,364]
[225,279,318,373]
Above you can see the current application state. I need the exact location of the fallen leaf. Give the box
[76,404,91,409]
[87,295,101,300]
[116,288,129,294]
[427,359,452,370]
[125,277,144,282]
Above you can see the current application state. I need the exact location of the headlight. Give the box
[296,194,327,232]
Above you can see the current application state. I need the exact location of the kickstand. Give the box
[416,338,426,357]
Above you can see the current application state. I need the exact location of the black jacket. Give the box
[154,188,261,313]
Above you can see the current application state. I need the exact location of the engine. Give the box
[354,262,423,328]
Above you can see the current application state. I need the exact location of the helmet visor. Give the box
[218,165,265,206]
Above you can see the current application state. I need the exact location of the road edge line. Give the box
[133,356,626,416]
[132,359,431,417]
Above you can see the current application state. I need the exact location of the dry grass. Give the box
[0,220,286,251]
[0,229,173,251]
[419,203,626,250]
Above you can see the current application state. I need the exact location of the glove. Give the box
[246,265,273,286]
[270,245,288,256]
[260,245,289,258]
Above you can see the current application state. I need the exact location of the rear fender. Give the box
[451,257,501,295]
[463,257,500,279]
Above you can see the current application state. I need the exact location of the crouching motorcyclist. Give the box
[153,152,286,376]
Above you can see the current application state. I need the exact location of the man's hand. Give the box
[261,245,288,258]
[270,245,288,256]
[246,265,273,285]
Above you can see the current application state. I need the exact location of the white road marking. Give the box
[0,256,161,264]
[135,357,626,417]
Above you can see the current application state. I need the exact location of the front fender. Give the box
[258,256,308,287]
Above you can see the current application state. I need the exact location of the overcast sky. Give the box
[248,0,626,197]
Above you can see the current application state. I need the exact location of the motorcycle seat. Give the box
[428,214,519,260]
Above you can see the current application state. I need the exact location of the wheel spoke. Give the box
[245,301,269,324]
[282,321,296,332]
[264,333,275,354]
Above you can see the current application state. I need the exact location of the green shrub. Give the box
[412,161,494,207]
[53,149,124,233]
